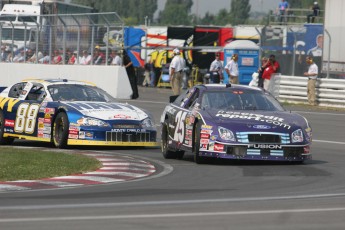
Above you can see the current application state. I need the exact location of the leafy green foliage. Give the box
[158,0,193,25]
[71,0,325,26]
[229,0,251,26]
[72,0,157,25]
[0,147,101,181]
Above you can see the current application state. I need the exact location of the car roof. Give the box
[21,78,97,87]
[195,84,263,92]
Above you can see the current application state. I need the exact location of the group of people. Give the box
[170,48,318,106]
[0,45,123,66]
[277,0,321,24]
[207,53,280,91]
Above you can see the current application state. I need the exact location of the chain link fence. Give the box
[0,12,124,65]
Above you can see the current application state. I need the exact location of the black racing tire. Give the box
[0,110,14,145]
[53,112,69,149]
[161,119,185,159]
[193,122,206,164]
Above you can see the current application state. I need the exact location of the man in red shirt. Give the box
[262,54,280,91]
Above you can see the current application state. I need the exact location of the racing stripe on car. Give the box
[0,152,156,192]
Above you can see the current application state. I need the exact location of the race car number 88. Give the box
[15,103,40,134]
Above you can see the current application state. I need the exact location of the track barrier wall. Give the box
[0,63,133,99]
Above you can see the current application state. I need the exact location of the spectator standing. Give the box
[28,49,43,63]
[52,49,63,64]
[257,56,269,88]
[307,2,320,23]
[68,51,77,64]
[209,53,223,83]
[225,54,239,84]
[169,48,185,95]
[93,46,105,65]
[303,56,318,106]
[262,54,280,91]
[79,50,92,65]
[142,60,152,87]
[123,50,139,99]
[5,50,13,63]
[149,59,156,87]
[39,51,50,64]
[13,49,25,63]
[1,46,7,62]
[277,0,289,24]
[110,50,122,66]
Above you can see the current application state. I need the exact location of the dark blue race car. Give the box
[160,84,312,164]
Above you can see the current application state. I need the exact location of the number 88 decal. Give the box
[14,103,40,134]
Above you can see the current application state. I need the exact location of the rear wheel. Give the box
[193,122,206,164]
[53,112,69,148]
[0,110,14,145]
[161,119,185,159]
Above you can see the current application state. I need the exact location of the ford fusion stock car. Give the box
[161,84,312,164]
[0,79,157,148]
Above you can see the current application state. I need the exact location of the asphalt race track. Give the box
[1,87,345,230]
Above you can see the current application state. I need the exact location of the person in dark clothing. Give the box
[258,56,268,88]
[307,2,320,23]
[123,50,139,99]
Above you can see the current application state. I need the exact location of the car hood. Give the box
[202,109,309,132]
[62,101,148,121]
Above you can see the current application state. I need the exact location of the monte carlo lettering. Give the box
[111,128,146,133]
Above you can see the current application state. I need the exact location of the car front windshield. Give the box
[200,89,284,111]
[48,84,116,102]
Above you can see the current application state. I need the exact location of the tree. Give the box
[215,9,231,26]
[198,12,216,25]
[158,0,193,25]
[71,0,157,26]
[229,0,251,26]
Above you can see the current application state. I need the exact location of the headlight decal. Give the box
[291,129,304,143]
[141,117,155,128]
[218,126,235,141]
[77,117,110,127]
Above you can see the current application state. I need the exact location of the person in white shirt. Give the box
[169,48,185,95]
[209,53,223,83]
[110,50,122,65]
[224,54,239,84]
[79,50,92,65]
[303,56,318,106]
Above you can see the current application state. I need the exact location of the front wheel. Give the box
[53,112,69,148]
[0,110,14,145]
[161,119,184,159]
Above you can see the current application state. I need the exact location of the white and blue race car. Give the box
[0,79,157,148]
[161,84,312,164]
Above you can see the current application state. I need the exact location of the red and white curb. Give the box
[0,152,156,192]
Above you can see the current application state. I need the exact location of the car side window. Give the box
[26,84,44,101]
[8,83,26,98]
[186,89,199,109]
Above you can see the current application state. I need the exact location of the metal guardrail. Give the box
[271,75,345,108]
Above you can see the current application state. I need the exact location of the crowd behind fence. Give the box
[0,12,124,65]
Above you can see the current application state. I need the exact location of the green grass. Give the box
[0,147,101,181]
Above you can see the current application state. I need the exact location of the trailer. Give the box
[323,0,345,77]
